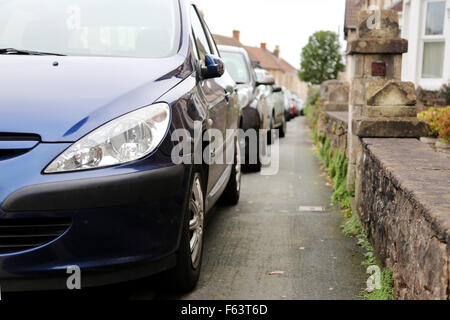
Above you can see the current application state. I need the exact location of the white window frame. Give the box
[418,0,447,88]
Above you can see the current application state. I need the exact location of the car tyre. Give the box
[279,116,287,138]
[220,138,241,205]
[243,128,261,172]
[161,171,204,293]
[267,118,274,145]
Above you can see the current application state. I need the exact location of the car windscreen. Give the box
[0,0,181,58]
[220,51,250,84]
[254,69,268,83]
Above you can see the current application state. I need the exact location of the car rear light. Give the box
[0,217,71,255]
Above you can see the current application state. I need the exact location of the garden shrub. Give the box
[418,106,450,143]
[306,88,320,106]
[304,88,322,143]
[436,108,450,143]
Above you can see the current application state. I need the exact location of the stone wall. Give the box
[317,112,348,153]
[314,106,449,300]
[312,7,449,300]
[356,138,450,300]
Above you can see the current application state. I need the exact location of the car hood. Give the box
[0,54,189,142]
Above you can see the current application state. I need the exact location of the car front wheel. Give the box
[280,116,287,138]
[220,138,241,205]
[163,171,204,293]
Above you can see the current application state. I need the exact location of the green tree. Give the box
[299,31,344,85]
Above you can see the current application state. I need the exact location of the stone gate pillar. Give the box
[346,9,428,191]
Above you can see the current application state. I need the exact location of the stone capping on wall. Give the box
[357,138,449,299]
[326,112,349,125]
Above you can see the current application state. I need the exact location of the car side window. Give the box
[190,6,212,61]
[190,30,200,61]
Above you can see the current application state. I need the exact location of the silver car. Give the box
[218,45,274,170]
[254,68,286,144]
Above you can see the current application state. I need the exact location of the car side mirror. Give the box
[272,85,282,93]
[201,54,225,79]
[256,74,275,86]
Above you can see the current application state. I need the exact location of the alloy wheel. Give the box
[189,175,204,269]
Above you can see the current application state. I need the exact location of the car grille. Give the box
[0,149,30,159]
[0,218,71,254]
[0,133,41,160]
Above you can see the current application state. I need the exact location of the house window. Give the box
[421,0,446,79]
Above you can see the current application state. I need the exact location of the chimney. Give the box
[232,30,240,41]
[260,43,267,50]
[274,45,280,58]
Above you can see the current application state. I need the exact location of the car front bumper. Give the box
[0,155,190,292]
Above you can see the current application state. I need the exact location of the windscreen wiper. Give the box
[0,48,66,56]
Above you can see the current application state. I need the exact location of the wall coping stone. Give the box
[325,111,349,125]
[353,117,429,137]
[347,39,408,54]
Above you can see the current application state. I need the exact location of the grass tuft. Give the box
[304,101,395,300]
[363,268,395,300]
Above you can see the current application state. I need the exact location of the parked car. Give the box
[294,97,305,116]
[0,0,241,293]
[218,45,274,170]
[287,92,299,120]
[254,68,287,144]
[274,87,293,122]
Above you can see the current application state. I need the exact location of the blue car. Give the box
[0,0,241,293]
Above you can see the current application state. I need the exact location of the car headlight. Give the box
[44,103,171,173]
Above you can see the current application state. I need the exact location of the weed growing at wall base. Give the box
[310,134,394,299]
[342,195,394,299]
[316,136,352,207]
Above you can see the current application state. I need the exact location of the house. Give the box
[213,31,308,97]
[401,0,449,90]
[212,31,259,66]
[344,0,361,42]
[345,0,450,90]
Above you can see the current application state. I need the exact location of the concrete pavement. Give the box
[157,116,366,300]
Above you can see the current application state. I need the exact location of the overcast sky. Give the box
[194,0,346,69]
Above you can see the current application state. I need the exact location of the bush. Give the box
[306,88,320,106]
[436,109,450,143]
[304,89,322,142]
[418,106,450,143]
